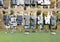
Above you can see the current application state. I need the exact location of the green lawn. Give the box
[0,30,60,42]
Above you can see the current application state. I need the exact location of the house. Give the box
[16,0,24,5]
[0,0,3,6]
[24,0,30,6]
[30,0,36,5]
[37,0,43,4]
[37,0,50,5]
[11,0,17,5]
